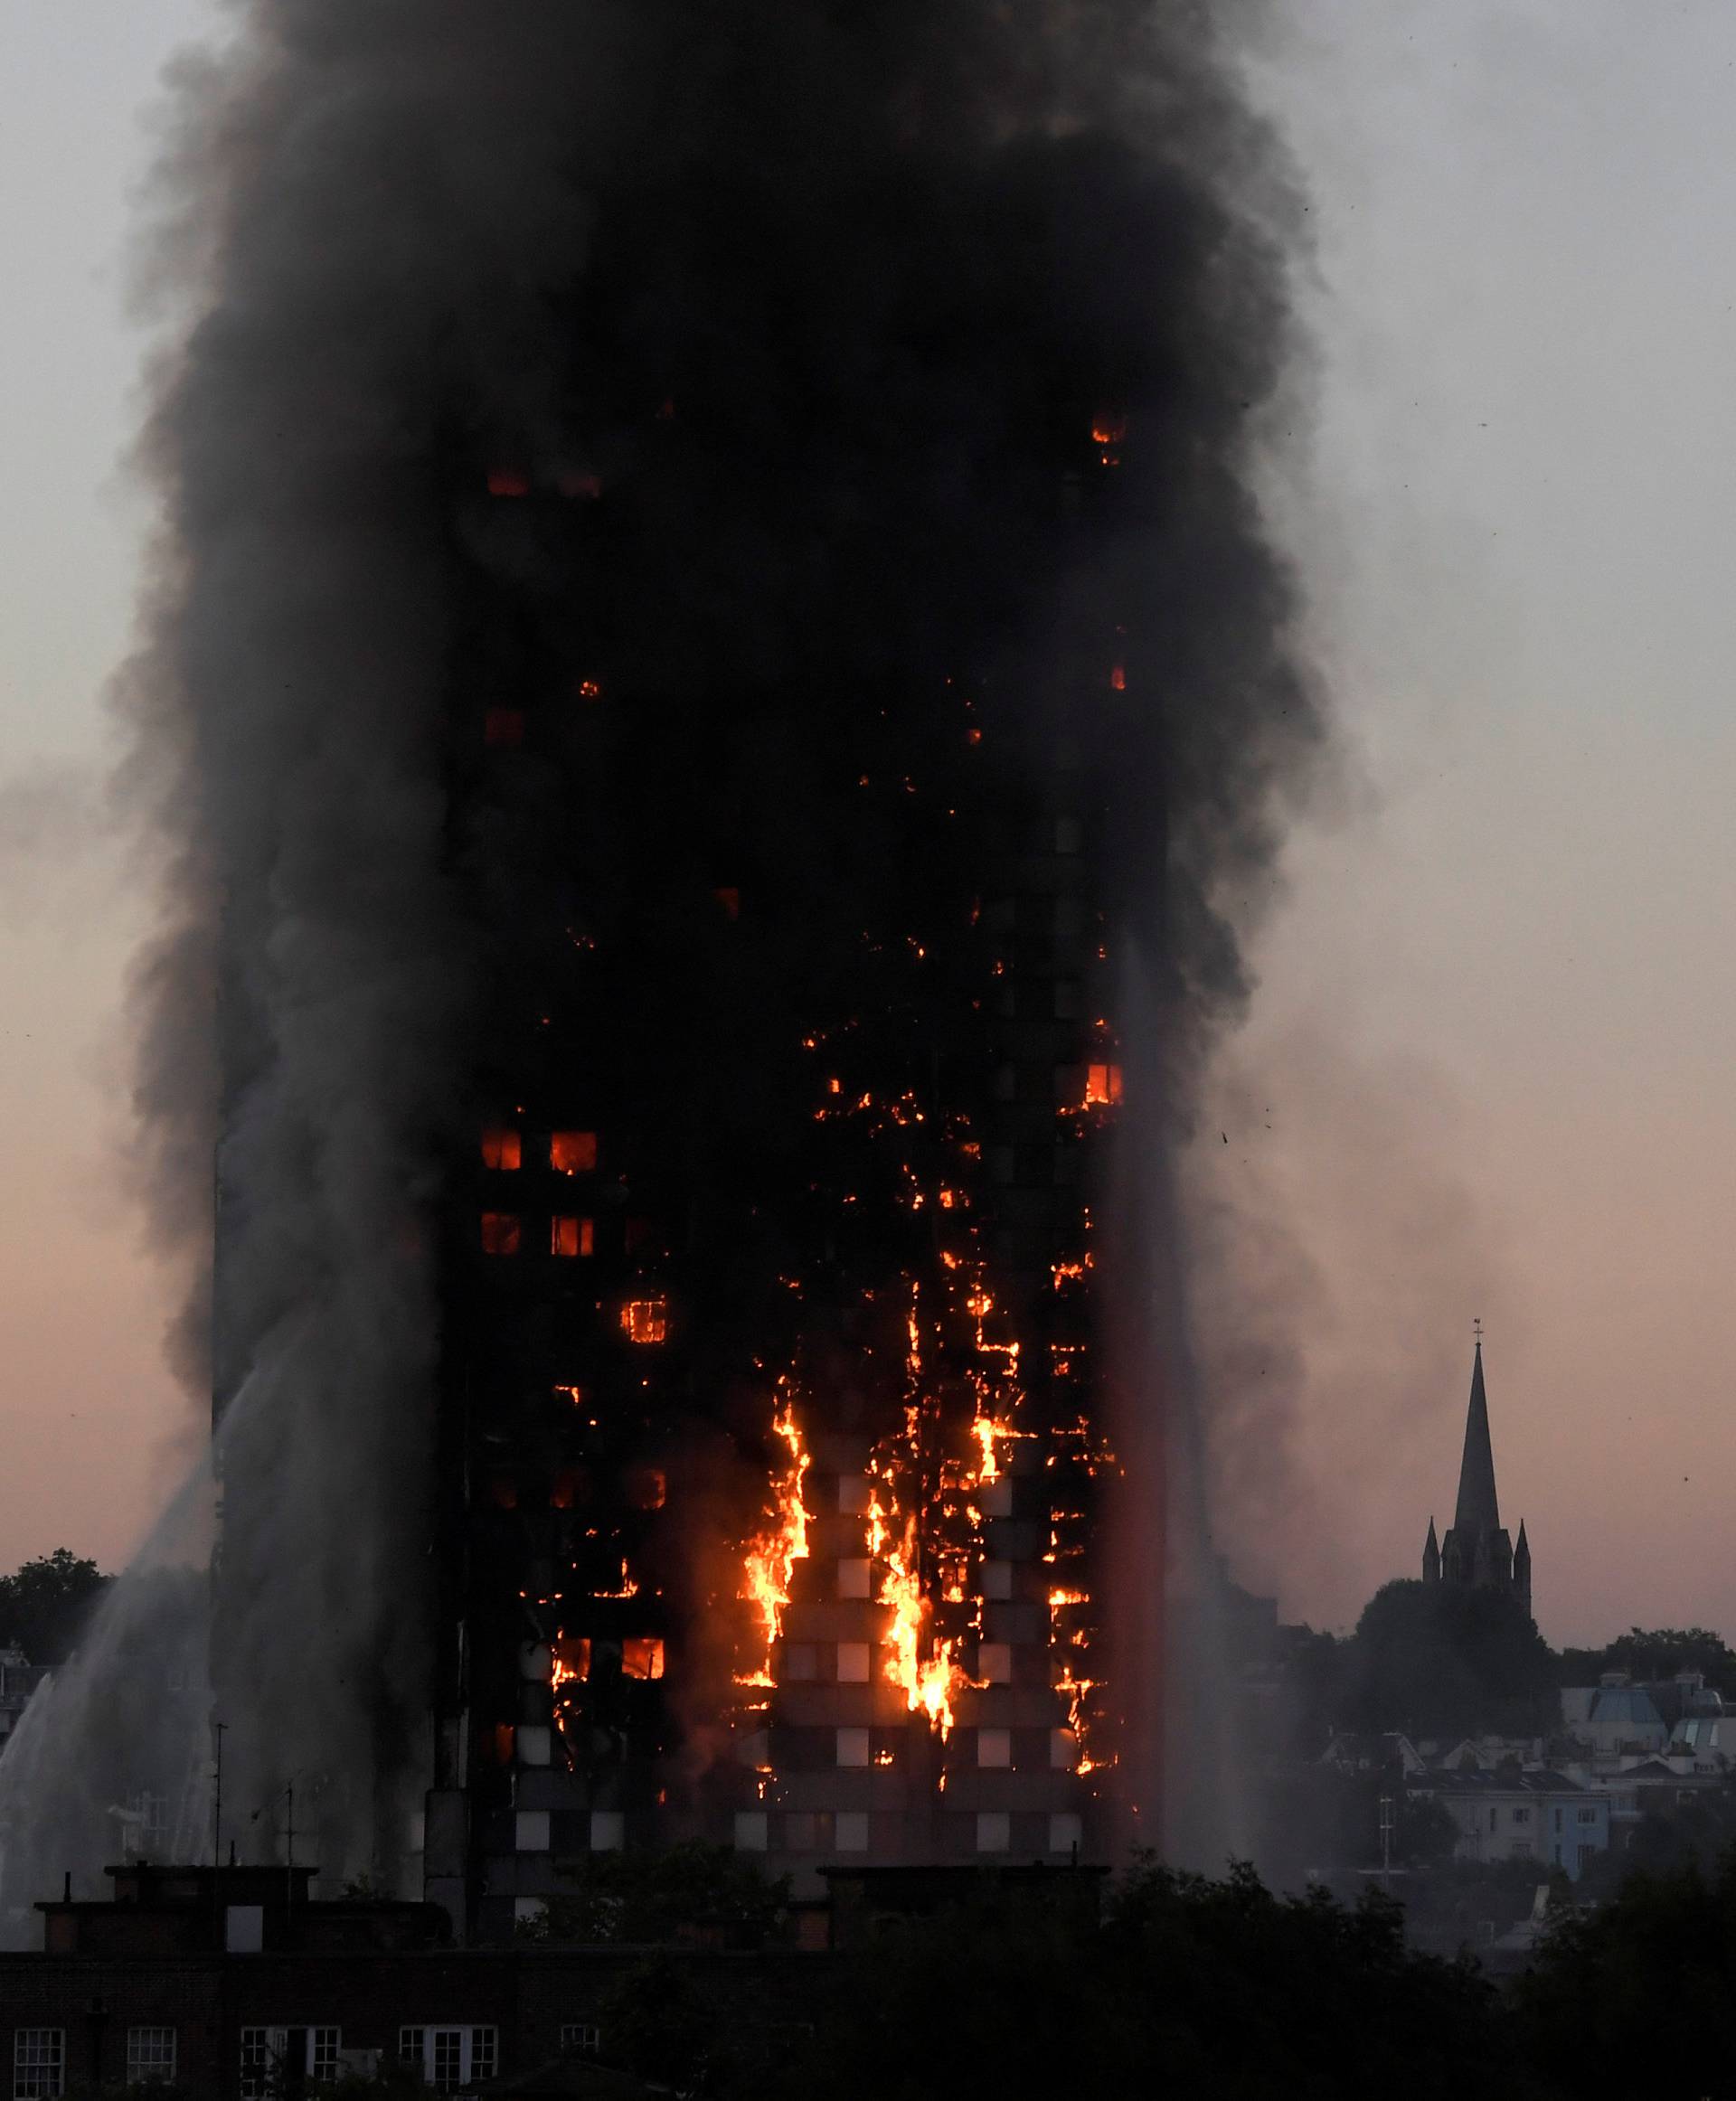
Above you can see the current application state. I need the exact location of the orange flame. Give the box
[737,1387,812,1683]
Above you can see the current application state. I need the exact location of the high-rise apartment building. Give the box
[422,411,1137,1939]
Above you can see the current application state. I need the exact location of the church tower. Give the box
[1423,1331,1532,1617]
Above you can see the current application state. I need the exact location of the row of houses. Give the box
[1324,1671,1734,1880]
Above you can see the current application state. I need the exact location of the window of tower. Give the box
[480,1212,522,1256]
[551,1216,595,1258]
[549,1467,585,1511]
[550,1131,599,1174]
[483,707,525,748]
[621,1637,665,1682]
[552,1636,590,1688]
[621,1296,669,1346]
[486,467,531,496]
[1082,1064,1123,1107]
[627,1466,666,1511]
[481,1128,522,1171]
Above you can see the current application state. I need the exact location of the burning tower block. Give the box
[429,404,1141,1932]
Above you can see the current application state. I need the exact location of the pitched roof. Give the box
[1453,1340,1501,1536]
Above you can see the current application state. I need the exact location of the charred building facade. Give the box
[428,410,1143,1936]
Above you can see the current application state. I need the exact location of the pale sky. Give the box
[2,2,1733,1646]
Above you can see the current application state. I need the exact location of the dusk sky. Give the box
[2,2,1733,1647]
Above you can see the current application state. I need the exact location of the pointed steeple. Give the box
[1452,1335,1501,1537]
[1423,1516,1440,1584]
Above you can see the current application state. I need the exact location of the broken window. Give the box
[621,1637,665,1681]
[481,1128,521,1171]
[551,1215,595,1258]
[551,1131,598,1173]
[627,1466,666,1511]
[552,1635,591,1687]
[1083,1063,1123,1107]
[480,1211,522,1256]
[620,1296,669,1345]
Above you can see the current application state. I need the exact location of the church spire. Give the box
[1452,1330,1501,1537]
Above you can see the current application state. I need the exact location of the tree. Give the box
[732,1859,1532,2101]
[1338,1580,1560,1738]
[0,1549,110,1664]
[1558,1626,1736,1695]
[1513,1849,1736,2098]
[514,1841,791,1949]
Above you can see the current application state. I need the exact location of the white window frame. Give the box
[125,2029,176,2087]
[559,2026,600,2060]
[241,2027,343,2098]
[14,2030,63,2101]
[399,2027,499,2090]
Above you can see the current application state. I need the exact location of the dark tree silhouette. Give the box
[0,1550,109,1665]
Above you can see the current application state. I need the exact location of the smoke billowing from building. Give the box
[0,0,1321,1934]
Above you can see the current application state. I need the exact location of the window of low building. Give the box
[561,2028,601,2061]
[14,2030,63,2101]
[241,2030,339,2101]
[126,2030,176,2087]
[400,2029,498,2093]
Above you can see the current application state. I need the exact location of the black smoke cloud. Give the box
[0,0,1322,1918]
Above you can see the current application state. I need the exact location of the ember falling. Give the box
[0,0,1321,1937]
